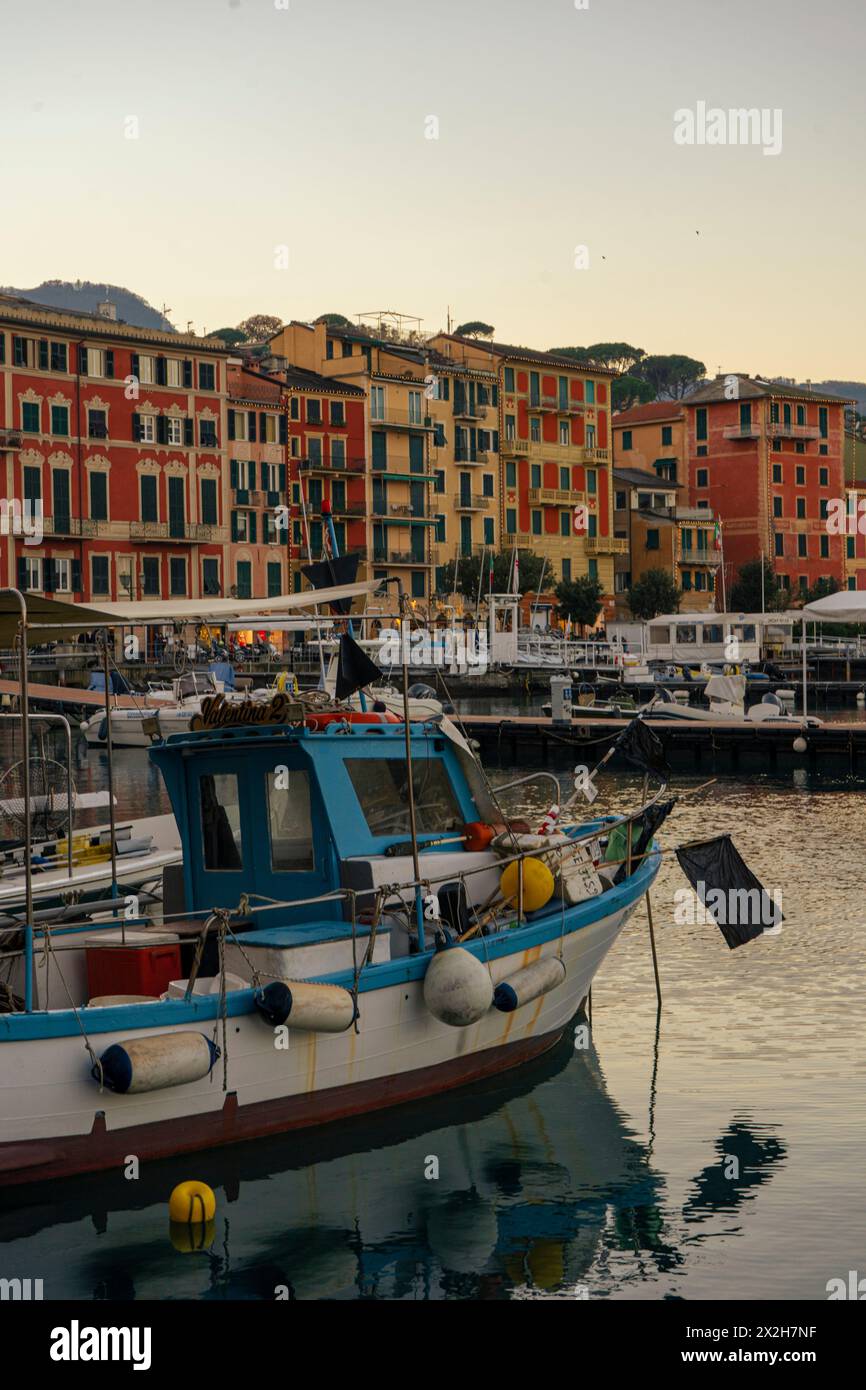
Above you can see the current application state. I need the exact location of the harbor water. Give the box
[0,724,864,1300]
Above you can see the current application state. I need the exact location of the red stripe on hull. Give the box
[0,1028,564,1186]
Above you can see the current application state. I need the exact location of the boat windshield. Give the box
[345,758,463,838]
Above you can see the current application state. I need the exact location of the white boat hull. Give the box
[0,903,632,1182]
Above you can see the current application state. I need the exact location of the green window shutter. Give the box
[248,411,257,442]
[230,459,238,489]
[231,511,239,542]
[249,511,257,544]
[228,410,235,441]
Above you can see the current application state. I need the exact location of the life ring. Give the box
[304,710,402,731]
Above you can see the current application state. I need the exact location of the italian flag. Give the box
[713,520,722,551]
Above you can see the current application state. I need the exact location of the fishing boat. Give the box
[80,672,255,749]
[0,581,665,1185]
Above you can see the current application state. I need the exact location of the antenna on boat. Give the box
[97,630,120,924]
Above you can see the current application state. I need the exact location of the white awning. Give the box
[0,581,384,644]
[802,591,866,623]
[92,581,383,624]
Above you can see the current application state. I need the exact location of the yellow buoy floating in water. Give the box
[499,857,555,913]
[169,1180,216,1225]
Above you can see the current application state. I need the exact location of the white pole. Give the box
[801,615,807,716]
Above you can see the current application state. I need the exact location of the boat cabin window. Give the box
[649,625,670,645]
[678,625,697,644]
[738,624,757,642]
[703,624,723,644]
[346,758,463,838]
[265,771,314,872]
[200,773,243,870]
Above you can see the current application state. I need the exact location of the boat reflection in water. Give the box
[0,1018,787,1300]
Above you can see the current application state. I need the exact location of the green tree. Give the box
[803,575,839,605]
[435,549,546,599]
[626,568,682,620]
[730,559,782,613]
[315,313,353,328]
[554,576,604,632]
[454,320,495,337]
[551,343,645,376]
[237,313,283,341]
[213,327,248,346]
[638,353,706,400]
[613,374,655,411]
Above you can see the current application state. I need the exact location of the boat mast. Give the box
[396,578,425,951]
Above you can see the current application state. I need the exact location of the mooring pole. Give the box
[646,890,662,1010]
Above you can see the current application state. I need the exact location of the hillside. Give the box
[0,280,176,332]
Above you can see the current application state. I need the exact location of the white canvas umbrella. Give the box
[800,590,866,714]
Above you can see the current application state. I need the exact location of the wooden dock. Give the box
[459,713,866,773]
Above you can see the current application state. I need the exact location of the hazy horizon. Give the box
[2,0,863,378]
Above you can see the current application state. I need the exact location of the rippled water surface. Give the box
[1,724,864,1300]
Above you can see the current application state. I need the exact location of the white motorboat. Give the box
[649,674,821,726]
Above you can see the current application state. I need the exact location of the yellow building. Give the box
[429,334,619,618]
[267,318,503,611]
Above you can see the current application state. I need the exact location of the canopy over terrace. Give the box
[799,590,866,714]
[0,581,385,647]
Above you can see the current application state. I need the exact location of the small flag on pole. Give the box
[676,835,784,948]
[713,519,722,551]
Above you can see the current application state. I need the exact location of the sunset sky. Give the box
[2,0,863,379]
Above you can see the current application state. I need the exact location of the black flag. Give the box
[336,633,382,701]
[676,835,783,949]
[301,552,360,614]
[614,714,668,778]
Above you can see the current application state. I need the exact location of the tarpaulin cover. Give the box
[676,834,784,949]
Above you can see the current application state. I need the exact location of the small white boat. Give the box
[650,674,821,726]
[80,673,253,748]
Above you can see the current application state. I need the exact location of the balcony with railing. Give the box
[0,429,22,451]
[723,421,762,440]
[453,401,488,421]
[770,421,821,441]
[582,446,611,463]
[455,494,491,512]
[129,520,228,543]
[454,447,490,465]
[372,408,434,432]
[330,500,367,517]
[372,549,427,566]
[584,535,629,554]
[527,487,583,505]
[501,435,530,454]
[298,455,366,474]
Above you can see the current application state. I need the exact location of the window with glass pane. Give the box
[346,758,462,837]
[200,773,243,870]
[265,771,314,871]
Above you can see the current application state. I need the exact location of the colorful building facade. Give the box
[0,293,229,605]
[429,335,620,619]
[683,376,850,601]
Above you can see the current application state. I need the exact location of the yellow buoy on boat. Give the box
[169,1180,216,1225]
[500,857,555,913]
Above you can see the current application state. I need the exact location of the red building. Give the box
[225,361,366,597]
[0,292,229,605]
[684,376,850,601]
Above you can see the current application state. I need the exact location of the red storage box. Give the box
[85,931,182,1001]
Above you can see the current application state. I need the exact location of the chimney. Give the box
[96,297,117,321]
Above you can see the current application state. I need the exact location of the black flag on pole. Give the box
[675,835,783,949]
[335,633,382,701]
[301,552,360,614]
[614,714,668,778]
